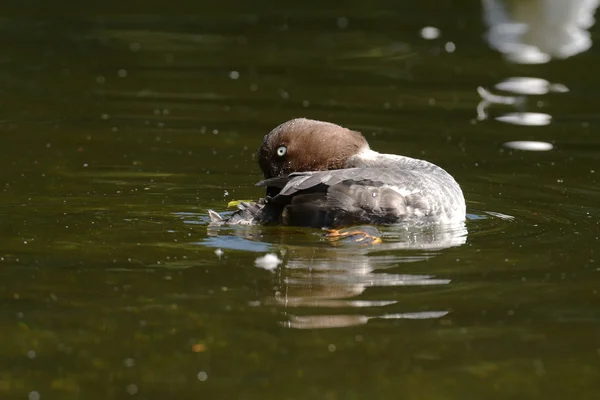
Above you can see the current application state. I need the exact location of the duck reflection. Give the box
[208,221,466,329]
[483,0,599,64]
[273,224,466,329]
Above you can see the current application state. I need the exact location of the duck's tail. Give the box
[208,200,266,225]
[208,209,224,223]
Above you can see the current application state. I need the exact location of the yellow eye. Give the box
[276,146,287,157]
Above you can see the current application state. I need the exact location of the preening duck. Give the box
[209,118,466,228]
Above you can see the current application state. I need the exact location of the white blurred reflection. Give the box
[476,78,565,126]
[496,112,552,126]
[483,0,599,64]
[494,77,568,95]
[283,311,449,329]
[503,140,554,151]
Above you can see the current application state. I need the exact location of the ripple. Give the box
[271,246,454,329]
[283,311,449,329]
[465,172,600,249]
[202,222,466,329]
[199,169,600,329]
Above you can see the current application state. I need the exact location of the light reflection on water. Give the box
[483,0,599,64]
[479,0,596,149]
[205,221,467,329]
[1,2,600,399]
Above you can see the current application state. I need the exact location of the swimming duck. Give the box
[209,118,466,228]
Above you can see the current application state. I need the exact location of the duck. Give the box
[208,118,466,228]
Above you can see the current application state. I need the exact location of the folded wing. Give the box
[258,169,431,227]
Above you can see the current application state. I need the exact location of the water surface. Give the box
[1,1,600,399]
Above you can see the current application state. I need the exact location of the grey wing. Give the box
[257,168,387,196]
[258,169,428,226]
[324,177,430,226]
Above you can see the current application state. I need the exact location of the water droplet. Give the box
[420,26,440,40]
[197,371,208,381]
[126,384,138,395]
[444,42,456,53]
[123,358,135,368]
[336,17,349,29]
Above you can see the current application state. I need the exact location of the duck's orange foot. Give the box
[325,225,383,245]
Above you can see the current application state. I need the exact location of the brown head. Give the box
[258,118,369,180]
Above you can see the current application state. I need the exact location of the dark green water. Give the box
[1,1,600,399]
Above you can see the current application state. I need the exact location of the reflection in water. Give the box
[477,79,564,129]
[494,77,568,95]
[479,0,596,134]
[476,80,564,127]
[495,112,552,126]
[420,26,441,40]
[483,0,599,64]
[209,222,467,329]
[503,140,553,151]
[282,311,450,330]
[254,253,282,271]
[274,248,453,329]
[2,4,600,398]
